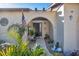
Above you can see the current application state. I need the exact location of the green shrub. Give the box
[29,29,35,36]
[0,40,5,44]
[29,28,35,36]
[0,24,44,56]
[44,34,50,39]
[31,45,44,56]
[52,51,63,56]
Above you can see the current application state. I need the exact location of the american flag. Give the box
[22,9,26,27]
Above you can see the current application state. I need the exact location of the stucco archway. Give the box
[27,17,55,54]
[28,17,54,40]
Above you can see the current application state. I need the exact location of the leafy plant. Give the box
[55,42,60,50]
[8,24,26,37]
[29,28,35,36]
[31,45,44,56]
[0,40,6,50]
[0,24,44,56]
[52,51,63,56]
[44,34,50,39]
[70,50,79,56]
[0,40,5,44]
[29,30,34,36]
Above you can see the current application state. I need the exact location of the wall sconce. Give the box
[71,10,73,13]
[69,10,74,21]
[69,15,73,20]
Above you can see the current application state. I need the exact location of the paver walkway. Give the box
[29,37,52,56]
[36,37,52,56]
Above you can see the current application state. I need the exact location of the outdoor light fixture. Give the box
[69,15,73,20]
[71,10,74,13]
[69,10,74,20]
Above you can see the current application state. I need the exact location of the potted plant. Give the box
[28,28,35,41]
[44,34,50,40]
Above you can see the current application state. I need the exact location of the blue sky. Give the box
[0,3,51,10]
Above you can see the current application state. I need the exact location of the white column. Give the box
[64,4,79,53]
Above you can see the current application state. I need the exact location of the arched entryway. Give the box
[28,17,54,54]
[28,17,53,40]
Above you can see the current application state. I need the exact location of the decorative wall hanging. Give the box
[69,15,73,20]
[0,17,8,26]
[69,10,74,20]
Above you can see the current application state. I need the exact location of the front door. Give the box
[33,23,42,36]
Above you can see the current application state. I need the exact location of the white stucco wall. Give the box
[56,5,64,48]
[51,5,64,48]
[0,10,57,44]
[64,3,79,53]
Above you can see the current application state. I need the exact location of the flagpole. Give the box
[22,9,27,42]
[28,24,29,36]
[22,9,29,40]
